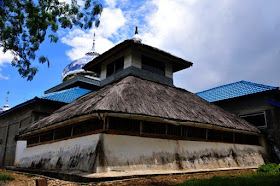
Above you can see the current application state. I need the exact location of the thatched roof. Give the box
[22,76,259,134]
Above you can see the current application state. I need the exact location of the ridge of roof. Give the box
[196,80,278,102]
[22,76,259,134]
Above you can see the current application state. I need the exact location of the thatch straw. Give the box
[23,76,259,134]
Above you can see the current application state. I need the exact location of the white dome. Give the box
[62,53,98,80]
[62,36,99,81]
[2,103,10,111]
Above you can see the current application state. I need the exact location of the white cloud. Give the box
[0,48,13,80]
[61,4,126,60]
[140,0,280,91]
[0,74,9,80]
[61,0,280,92]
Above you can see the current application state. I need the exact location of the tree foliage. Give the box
[0,0,102,80]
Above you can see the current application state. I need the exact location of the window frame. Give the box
[239,111,267,128]
[106,57,124,78]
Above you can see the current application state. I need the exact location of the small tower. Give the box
[83,27,192,87]
[2,91,10,111]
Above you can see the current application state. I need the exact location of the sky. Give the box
[0,0,280,108]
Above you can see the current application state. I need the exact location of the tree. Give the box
[0,0,102,80]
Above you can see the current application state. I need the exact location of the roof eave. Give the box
[83,40,193,72]
[20,111,260,138]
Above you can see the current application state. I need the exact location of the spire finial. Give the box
[85,32,99,57]
[133,26,142,43]
[6,91,9,104]
[2,91,10,111]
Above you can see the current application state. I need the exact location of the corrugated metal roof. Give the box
[196,80,278,102]
[41,87,91,103]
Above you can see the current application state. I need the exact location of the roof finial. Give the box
[133,26,142,43]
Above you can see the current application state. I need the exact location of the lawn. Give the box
[178,172,280,186]
[0,173,14,182]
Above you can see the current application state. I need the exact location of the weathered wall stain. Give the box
[17,134,266,174]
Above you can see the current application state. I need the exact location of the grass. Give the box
[178,172,280,186]
[0,173,14,182]
[25,173,35,178]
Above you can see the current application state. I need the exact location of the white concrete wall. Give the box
[14,140,27,166]
[16,134,265,174]
[18,134,101,172]
[124,52,132,69]
[102,135,265,172]
[100,64,107,80]
[131,51,141,69]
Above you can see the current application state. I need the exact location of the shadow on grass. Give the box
[178,172,280,186]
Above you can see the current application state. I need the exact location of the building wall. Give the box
[17,133,265,174]
[214,92,280,159]
[0,101,64,168]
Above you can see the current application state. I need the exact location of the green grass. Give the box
[25,173,35,178]
[177,172,280,186]
[0,173,14,181]
[258,163,280,173]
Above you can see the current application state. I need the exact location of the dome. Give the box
[2,103,10,111]
[62,36,99,81]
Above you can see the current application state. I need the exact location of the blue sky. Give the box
[1,0,280,108]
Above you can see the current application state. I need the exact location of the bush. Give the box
[258,163,280,173]
[178,172,280,186]
[0,173,14,181]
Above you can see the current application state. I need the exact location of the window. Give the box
[109,117,140,132]
[54,127,72,140]
[73,118,103,136]
[40,132,54,143]
[27,136,39,145]
[142,55,165,76]
[143,121,166,134]
[208,129,233,142]
[187,126,206,139]
[167,124,181,136]
[106,57,124,77]
[240,112,267,127]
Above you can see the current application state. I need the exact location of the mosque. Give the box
[3,29,267,180]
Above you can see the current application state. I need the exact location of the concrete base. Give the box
[16,133,266,176]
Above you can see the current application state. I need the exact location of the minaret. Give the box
[132,26,142,43]
[2,91,10,111]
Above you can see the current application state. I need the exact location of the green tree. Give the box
[0,0,102,80]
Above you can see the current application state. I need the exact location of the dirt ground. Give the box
[0,169,256,186]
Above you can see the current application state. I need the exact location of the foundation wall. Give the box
[17,134,266,174]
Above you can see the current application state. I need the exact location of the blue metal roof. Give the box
[196,80,278,102]
[41,87,91,103]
